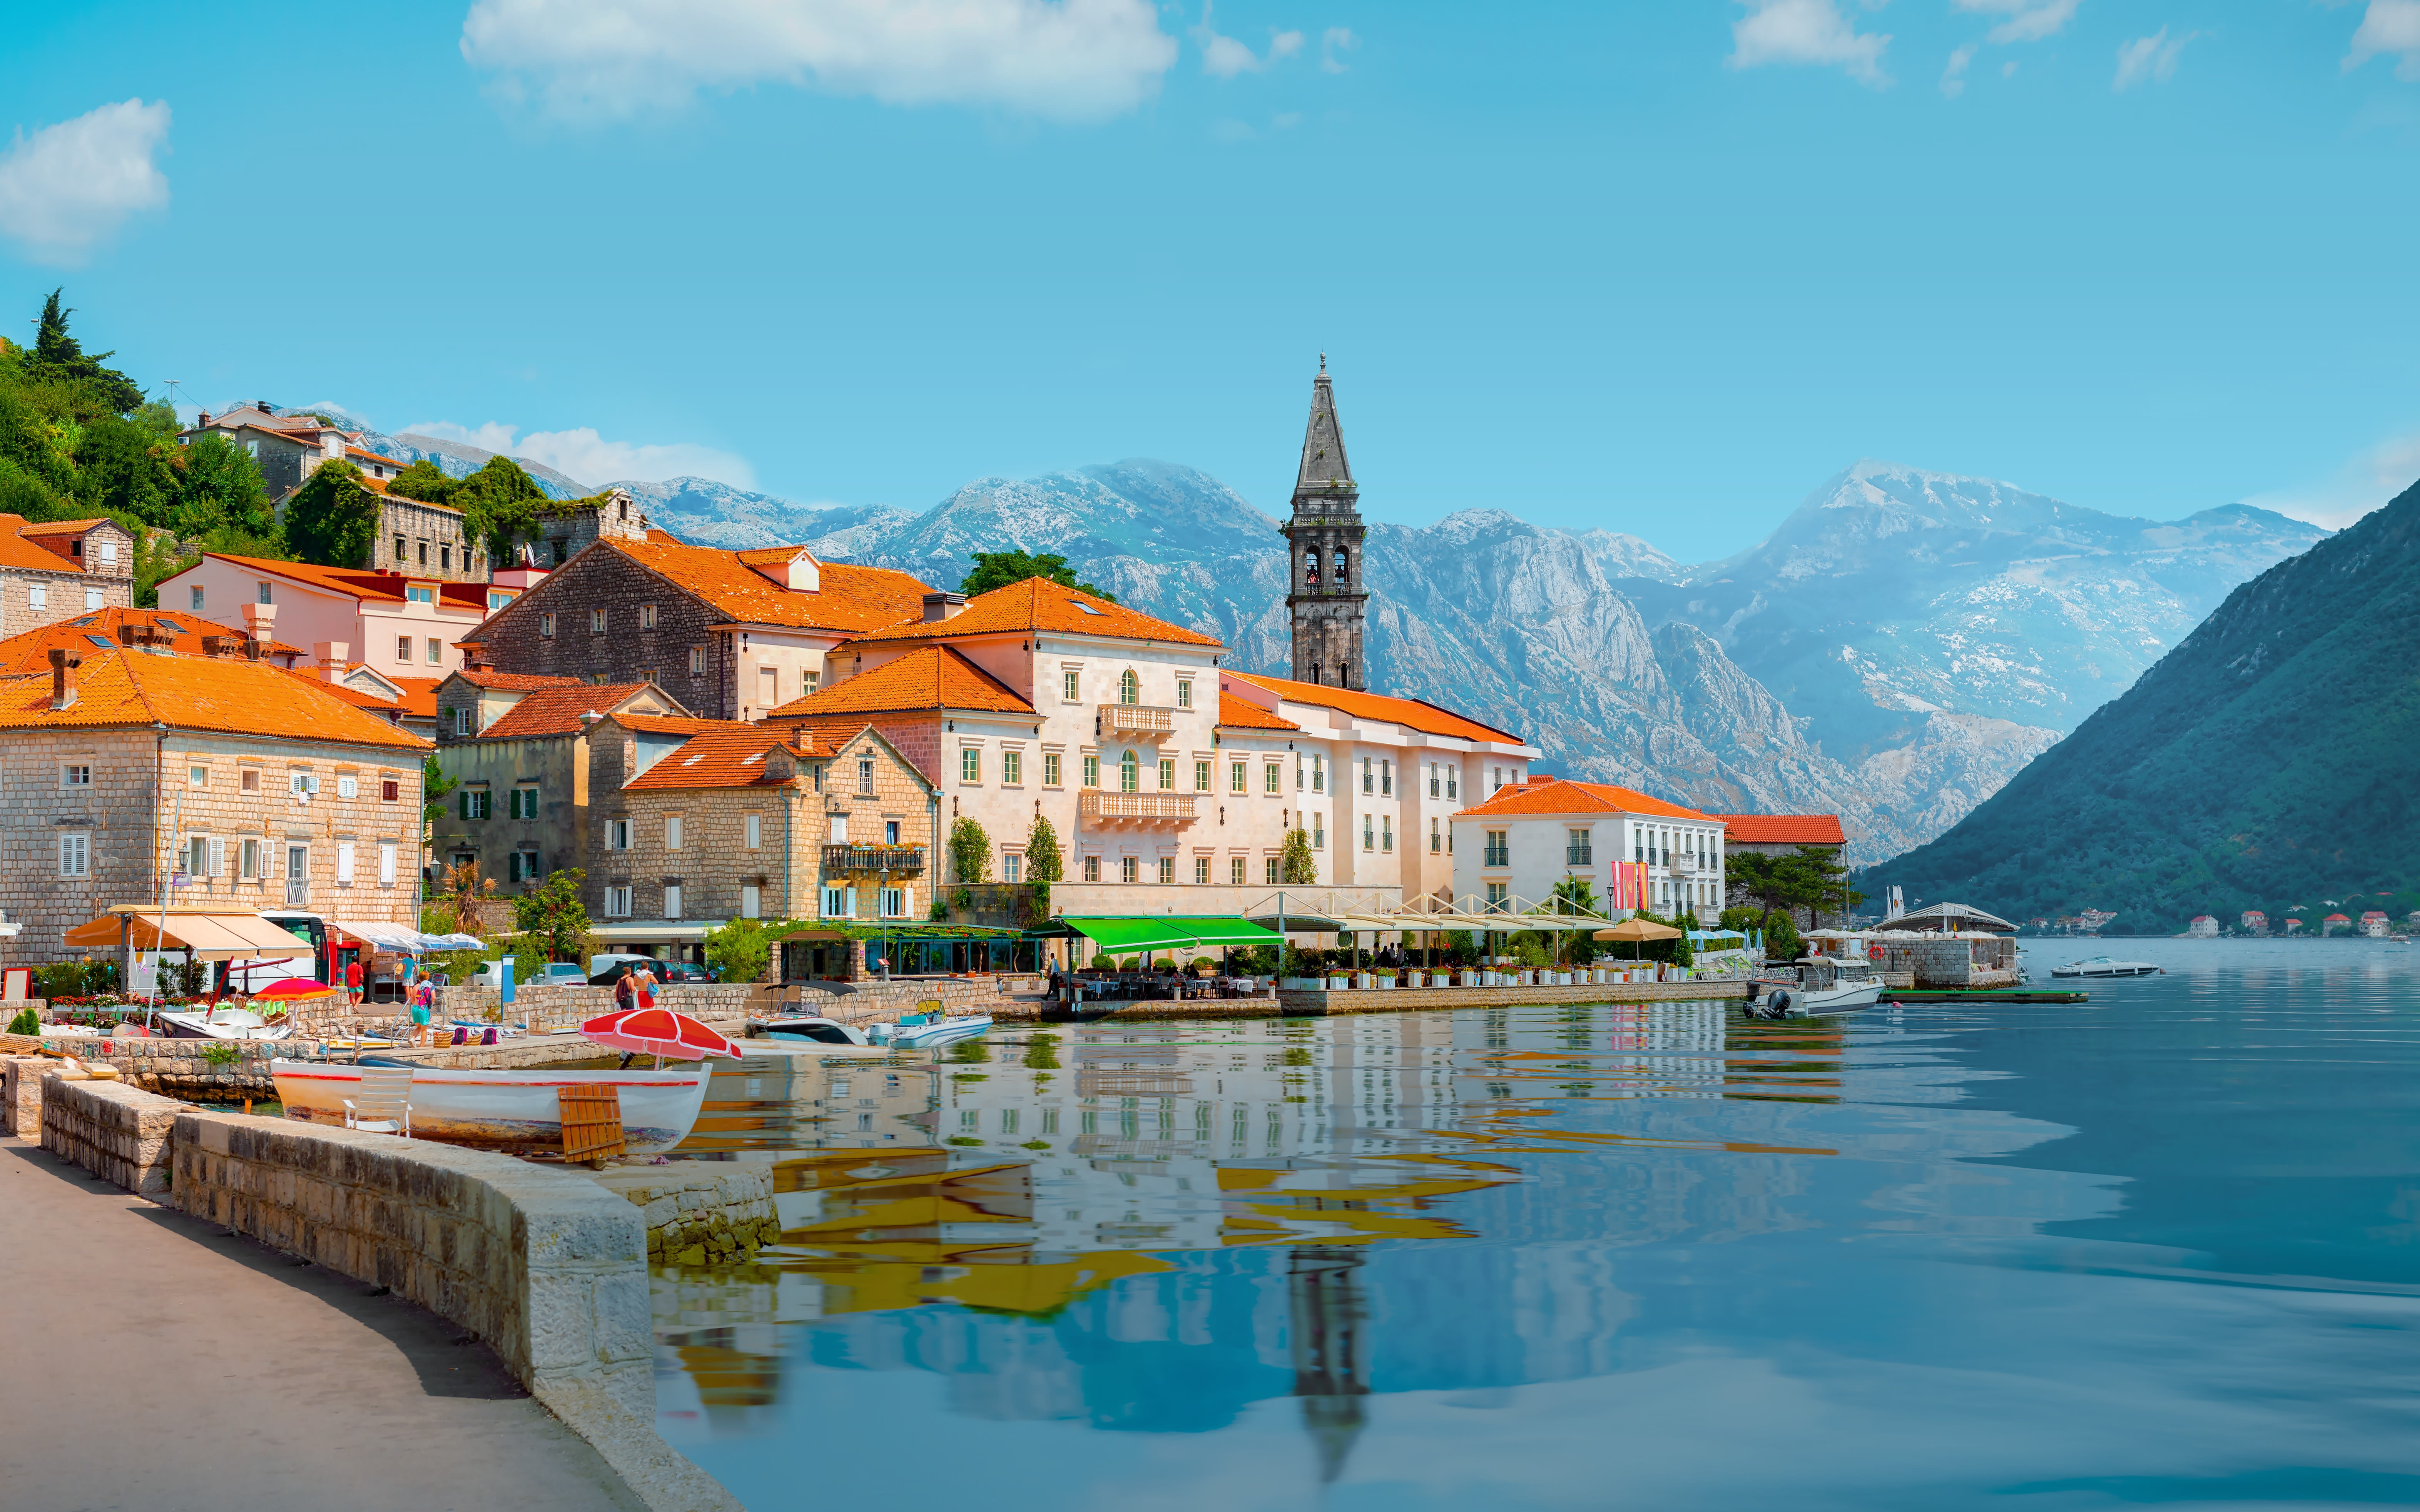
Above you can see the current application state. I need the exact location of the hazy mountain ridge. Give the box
[277,405,595,499]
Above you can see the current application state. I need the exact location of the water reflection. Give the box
[653,950,2420,1509]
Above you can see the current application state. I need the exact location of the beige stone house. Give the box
[0,646,427,968]
[0,514,135,637]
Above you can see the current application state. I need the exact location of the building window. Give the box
[822,886,851,918]
[1194,856,1211,885]
[489,590,511,611]
[688,646,704,675]
[640,604,658,629]
[190,586,205,612]
[1264,763,1280,795]
[879,887,904,919]
[337,774,359,799]
[58,833,89,878]
[665,815,684,849]
[1382,816,1393,853]
[1265,856,1281,885]
[1176,680,1192,709]
[1313,818,1325,849]
[1121,856,1138,884]
[508,849,540,884]
[509,785,538,819]
[406,586,434,604]
[28,586,44,611]
[606,886,632,917]
[240,838,261,880]
[1431,818,1442,854]
[257,581,273,605]
[61,764,91,789]
[381,778,399,802]
[1312,755,1325,793]
[440,545,451,571]
[1362,815,1374,852]
[1083,855,1100,883]
[1157,756,1175,791]
[379,841,397,884]
[540,612,556,638]
[858,758,875,795]
[241,768,259,793]
[1429,763,1439,798]
[1447,766,1459,799]
[1382,761,1393,796]
[1004,853,1022,883]
[1197,759,1214,792]
[758,666,777,709]
[1063,669,1080,702]
[1484,829,1510,867]
[427,638,442,665]
[745,814,762,849]
[335,840,355,885]
[84,589,102,611]
[962,747,981,783]
[1119,750,1138,793]
[608,818,630,849]
[189,764,208,788]
[1230,760,1247,793]
[590,608,606,634]
[664,884,683,919]
[1229,856,1246,885]
[1487,881,1510,912]
[1567,827,1592,866]
[1118,669,1139,706]
[1045,752,1063,788]
[460,789,491,820]
[1082,754,1099,788]
[1156,857,1175,885]
[417,541,428,567]
[1362,757,1374,794]
[401,637,416,663]
[1003,750,1022,785]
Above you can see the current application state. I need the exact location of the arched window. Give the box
[1337,662,1350,689]
[1119,749,1140,793]
[1118,669,1139,706]
[1304,552,1320,585]
[1334,549,1350,584]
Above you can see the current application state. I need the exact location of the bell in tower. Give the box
[1280,355,1368,689]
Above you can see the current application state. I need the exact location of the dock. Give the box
[1889,988,2090,1003]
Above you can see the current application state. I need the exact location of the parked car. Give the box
[463,958,586,990]
[587,958,719,988]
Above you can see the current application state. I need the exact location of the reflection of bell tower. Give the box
[1287,1245,1372,1484]
[1281,357,1368,690]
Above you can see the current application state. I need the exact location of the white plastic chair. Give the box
[342,1066,414,1137]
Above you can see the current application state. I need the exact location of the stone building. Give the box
[1280,359,1369,691]
[428,681,715,892]
[0,514,135,637]
[179,404,413,501]
[0,603,307,674]
[367,491,486,584]
[464,499,933,721]
[0,646,427,967]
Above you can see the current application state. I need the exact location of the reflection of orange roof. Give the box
[603,536,932,632]
[846,576,1220,648]
[0,648,426,749]
[1230,671,1523,744]
[769,645,1034,718]
[1716,813,1846,845]
[476,683,657,739]
[1456,778,1708,821]
[625,724,823,791]
[0,606,305,675]
[1216,691,1298,731]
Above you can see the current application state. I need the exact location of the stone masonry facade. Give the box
[1,519,136,638]
[374,495,487,582]
[467,542,739,718]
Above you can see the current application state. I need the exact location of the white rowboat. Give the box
[270,1060,710,1153]
[2050,957,2162,978]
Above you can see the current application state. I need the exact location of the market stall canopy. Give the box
[1057,916,1282,956]
[1593,918,1683,943]
[328,920,485,953]
[64,910,315,961]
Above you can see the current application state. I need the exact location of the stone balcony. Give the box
[1097,703,1177,739]
[1079,791,1199,825]
[822,844,926,876]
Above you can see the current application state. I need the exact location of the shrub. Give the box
[6,1007,37,1036]
[1090,953,1116,971]
[704,917,776,985]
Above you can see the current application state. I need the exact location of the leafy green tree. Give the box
[422,753,459,840]
[283,461,383,567]
[1280,828,1318,884]
[513,869,593,964]
[28,290,144,417]
[948,817,992,883]
[386,457,458,505]
[169,431,277,542]
[704,917,775,984]
[1543,876,1601,964]
[74,414,179,524]
[959,549,1116,603]
[453,457,550,566]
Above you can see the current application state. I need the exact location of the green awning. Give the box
[1058,916,1282,955]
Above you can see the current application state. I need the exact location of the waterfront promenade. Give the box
[0,1135,647,1512]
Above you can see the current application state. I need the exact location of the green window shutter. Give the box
[459,791,470,820]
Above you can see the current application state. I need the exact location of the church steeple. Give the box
[1280,356,1368,690]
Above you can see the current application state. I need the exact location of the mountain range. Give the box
[1872,475,2420,931]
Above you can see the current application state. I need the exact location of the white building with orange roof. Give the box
[158,551,504,683]
[1451,776,1727,923]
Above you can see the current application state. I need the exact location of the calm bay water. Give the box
[655,940,2420,1510]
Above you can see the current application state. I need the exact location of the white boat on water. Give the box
[160,1007,294,1041]
[755,1013,994,1052]
[2051,956,2162,979]
[270,1060,710,1154]
[1743,980,1886,1018]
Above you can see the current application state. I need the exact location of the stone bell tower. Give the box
[1280,357,1368,689]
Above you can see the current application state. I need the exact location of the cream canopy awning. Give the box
[63,910,314,961]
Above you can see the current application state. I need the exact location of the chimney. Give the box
[116,622,140,647]
[199,634,226,658]
[242,602,277,636]
[48,649,78,711]
[922,591,966,623]
[314,640,349,675]
[197,411,210,429]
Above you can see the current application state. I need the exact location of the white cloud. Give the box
[2345,0,2420,80]
[405,420,759,489]
[1940,43,1977,97]
[1727,0,1891,87]
[0,99,170,266]
[459,0,1178,123]
[1192,4,1301,78]
[1319,26,1357,74]
[1953,0,2083,45]
[2114,27,2196,90]
[2245,426,2420,530]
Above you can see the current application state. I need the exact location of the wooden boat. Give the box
[269,1059,710,1154]
[755,1011,994,1052]
[2050,956,2162,978]
[160,1007,294,1041]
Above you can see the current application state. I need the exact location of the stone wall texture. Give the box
[40,1075,182,1195]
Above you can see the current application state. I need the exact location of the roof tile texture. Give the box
[845,576,1220,648]
[1456,778,1711,821]
[604,536,931,631]
[767,644,1035,718]
[1715,814,1847,845]
[1230,671,1522,744]
[0,648,427,749]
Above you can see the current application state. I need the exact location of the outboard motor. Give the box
[1767,989,1792,1019]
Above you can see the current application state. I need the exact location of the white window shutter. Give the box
[336,841,355,883]
[379,842,396,884]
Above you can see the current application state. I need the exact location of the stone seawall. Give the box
[40,1076,183,1195]
[432,981,767,1029]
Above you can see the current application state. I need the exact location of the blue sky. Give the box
[4,1,2419,561]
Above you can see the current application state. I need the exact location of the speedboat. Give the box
[159,1006,294,1040]
[270,1059,710,1154]
[756,1011,993,1052]
[2050,956,2162,978]
[1742,980,1886,1018]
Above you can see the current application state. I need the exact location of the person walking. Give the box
[344,956,363,1006]
[613,967,637,1014]
[634,961,658,1011]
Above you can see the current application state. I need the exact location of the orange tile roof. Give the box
[384,675,442,719]
[449,669,585,692]
[1716,813,1847,845]
[768,645,1035,718]
[623,724,822,791]
[1229,671,1524,744]
[17,517,109,537]
[286,666,408,720]
[602,536,933,632]
[475,683,659,739]
[0,648,426,749]
[0,606,306,676]
[193,551,491,612]
[612,713,733,738]
[0,513,93,574]
[1455,778,1709,821]
[845,576,1221,648]
[1217,691,1299,731]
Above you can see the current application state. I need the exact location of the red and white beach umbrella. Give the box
[578,1006,744,1063]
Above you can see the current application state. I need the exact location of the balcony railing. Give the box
[1566,845,1592,866]
[1482,846,1510,868]
[1098,703,1177,739]
[823,844,925,875]
[285,879,309,907]
[1080,791,1198,824]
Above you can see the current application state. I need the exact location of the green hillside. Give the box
[1865,476,2420,935]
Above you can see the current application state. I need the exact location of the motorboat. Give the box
[2050,957,2163,979]
[159,1006,294,1040]
[1742,980,1886,1018]
[270,1059,710,1155]
[755,1011,994,1053]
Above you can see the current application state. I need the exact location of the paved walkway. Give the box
[0,1136,648,1512]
